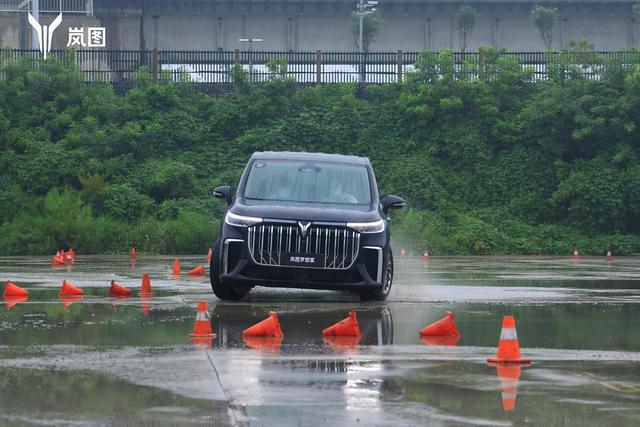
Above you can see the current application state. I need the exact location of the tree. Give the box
[350,10,382,53]
[530,5,557,49]
[633,4,640,20]
[455,6,476,53]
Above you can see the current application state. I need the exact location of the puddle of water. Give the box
[1,255,639,426]
[0,367,227,426]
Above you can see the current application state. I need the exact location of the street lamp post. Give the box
[355,0,378,83]
[238,38,263,81]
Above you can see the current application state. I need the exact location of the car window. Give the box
[244,160,371,205]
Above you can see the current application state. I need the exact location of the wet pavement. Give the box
[1,255,639,426]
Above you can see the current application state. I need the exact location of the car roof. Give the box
[250,151,370,166]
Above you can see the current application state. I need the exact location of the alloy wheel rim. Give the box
[383,254,393,294]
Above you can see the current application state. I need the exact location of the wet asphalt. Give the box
[0,255,639,426]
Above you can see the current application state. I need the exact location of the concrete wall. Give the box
[1,3,638,52]
[135,9,638,52]
[0,16,21,49]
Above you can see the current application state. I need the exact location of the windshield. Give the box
[243,160,372,205]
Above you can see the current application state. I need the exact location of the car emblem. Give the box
[298,221,312,239]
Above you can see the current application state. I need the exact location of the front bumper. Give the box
[218,224,387,292]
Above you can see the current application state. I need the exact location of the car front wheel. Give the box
[359,249,393,301]
[210,240,250,301]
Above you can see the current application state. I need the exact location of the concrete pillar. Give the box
[152,15,159,50]
[216,17,224,50]
[287,16,295,51]
[425,17,432,50]
[449,15,454,49]
[493,17,501,48]
[560,16,568,50]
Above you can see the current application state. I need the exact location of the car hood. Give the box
[232,200,381,223]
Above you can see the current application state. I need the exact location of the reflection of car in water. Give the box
[211,151,405,301]
[211,305,394,347]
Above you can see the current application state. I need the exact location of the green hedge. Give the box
[1,50,639,255]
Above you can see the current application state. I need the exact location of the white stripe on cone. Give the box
[499,328,518,340]
[195,311,210,321]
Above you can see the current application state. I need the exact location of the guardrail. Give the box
[2,49,639,85]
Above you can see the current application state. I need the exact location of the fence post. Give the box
[316,50,322,84]
[397,50,403,83]
[234,49,240,65]
[151,49,159,83]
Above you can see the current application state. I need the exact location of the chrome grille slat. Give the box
[247,223,360,270]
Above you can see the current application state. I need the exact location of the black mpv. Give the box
[211,151,405,301]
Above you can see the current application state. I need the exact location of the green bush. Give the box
[1,54,640,254]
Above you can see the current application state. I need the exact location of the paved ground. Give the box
[1,255,639,426]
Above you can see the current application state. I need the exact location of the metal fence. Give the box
[2,49,640,85]
[0,0,93,14]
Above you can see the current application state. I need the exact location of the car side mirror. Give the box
[383,195,405,214]
[213,185,233,206]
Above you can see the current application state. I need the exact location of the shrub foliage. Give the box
[0,52,639,255]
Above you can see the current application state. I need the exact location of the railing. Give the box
[0,0,92,14]
[2,49,640,85]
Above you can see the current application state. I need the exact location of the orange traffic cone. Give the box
[572,248,580,260]
[59,279,84,297]
[61,295,84,309]
[3,281,28,297]
[243,311,284,337]
[420,311,460,337]
[243,335,283,355]
[4,295,28,310]
[207,247,212,263]
[109,280,132,297]
[323,335,362,352]
[52,255,65,266]
[190,336,215,349]
[487,316,531,365]
[420,335,460,346]
[496,365,522,412]
[188,265,206,276]
[422,249,429,264]
[188,300,216,338]
[141,299,151,316]
[605,250,613,262]
[322,311,363,337]
[139,273,153,297]
[172,258,181,275]
[130,247,137,258]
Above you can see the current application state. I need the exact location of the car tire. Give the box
[359,248,393,301]
[210,240,250,301]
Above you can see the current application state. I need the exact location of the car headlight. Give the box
[225,211,262,227]
[347,219,385,233]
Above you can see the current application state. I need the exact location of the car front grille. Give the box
[247,223,360,269]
